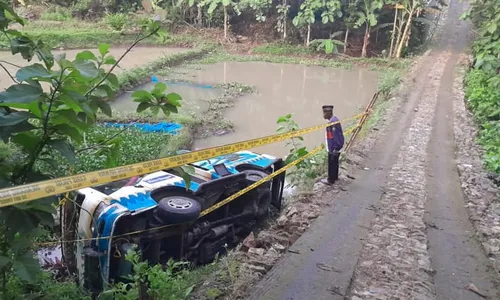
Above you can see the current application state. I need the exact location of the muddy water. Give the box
[189,62,378,157]
[0,47,187,90]
[113,81,221,114]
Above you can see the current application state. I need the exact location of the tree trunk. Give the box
[393,12,405,57]
[389,7,398,58]
[223,5,228,40]
[62,198,77,275]
[395,8,414,58]
[344,28,349,54]
[139,282,149,300]
[306,23,311,47]
[283,21,287,40]
[283,0,287,40]
[196,5,202,27]
[361,24,370,57]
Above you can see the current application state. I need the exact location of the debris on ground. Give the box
[467,283,487,298]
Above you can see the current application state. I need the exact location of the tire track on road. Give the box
[347,51,449,300]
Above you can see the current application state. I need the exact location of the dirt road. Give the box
[246,1,500,299]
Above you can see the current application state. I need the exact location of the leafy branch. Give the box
[0,3,184,295]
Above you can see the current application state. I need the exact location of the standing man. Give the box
[321,105,345,185]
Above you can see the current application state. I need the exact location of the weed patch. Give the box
[462,0,500,174]
[252,43,314,55]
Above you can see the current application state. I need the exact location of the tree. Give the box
[353,0,384,57]
[343,0,359,53]
[0,1,182,296]
[198,0,241,39]
[392,0,425,58]
[293,0,342,47]
[320,0,343,25]
[276,1,290,40]
[293,0,319,46]
[176,0,204,27]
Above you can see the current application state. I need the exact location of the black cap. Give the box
[322,105,334,111]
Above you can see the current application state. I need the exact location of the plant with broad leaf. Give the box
[292,0,342,47]
[461,0,499,74]
[276,1,290,39]
[276,114,320,186]
[0,1,186,297]
[351,0,385,57]
[101,247,194,300]
[292,0,318,46]
[320,0,343,25]
[310,31,345,54]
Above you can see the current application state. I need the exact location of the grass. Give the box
[251,43,411,70]
[252,43,314,55]
[359,69,403,137]
[0,20,214,49]
[190,49,411,72]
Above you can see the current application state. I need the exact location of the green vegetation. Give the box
[104,13,129,31]
[10,0,445,57]
[0,3,199,299]
[195,49,410,70]
[252,43,314,55]
[118,47,213,91]
[98,248,236,300]
[0,19,206,49]
[462,0,500,174]
[6,271,90,300]
[0,0,433,299]
[40,6,73,21]
[42,124,174,178]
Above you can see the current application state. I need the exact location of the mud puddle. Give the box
[185,62,379,157]
[0,47,188,90]
[112,80,221,114]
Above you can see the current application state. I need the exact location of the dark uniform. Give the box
[322,105,345,184]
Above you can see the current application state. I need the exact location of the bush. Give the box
[71,0,104,19]
[40,6,72,21]
[105,13,129,31]
[465,70,500,124]
[465,70,500,174]
[462,0,500,175]
[5,271,89,300]
[37,125,173,178]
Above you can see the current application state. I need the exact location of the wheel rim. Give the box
[245,171,264,181]
[167,198,193,209]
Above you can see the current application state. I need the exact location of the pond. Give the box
[0,46,188,90]
[185,62,379,157]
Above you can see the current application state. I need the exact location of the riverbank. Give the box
[1,26,411,298]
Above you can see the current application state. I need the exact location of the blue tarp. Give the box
[103,122,182,134]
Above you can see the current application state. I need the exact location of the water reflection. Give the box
[189,62,378,157]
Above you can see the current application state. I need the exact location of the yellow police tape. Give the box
[0,113,364,208]
[200,145,321,217]
[33,125,356,247]
[202,125,357,217]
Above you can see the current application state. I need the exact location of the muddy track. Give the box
[245,1,500,299]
